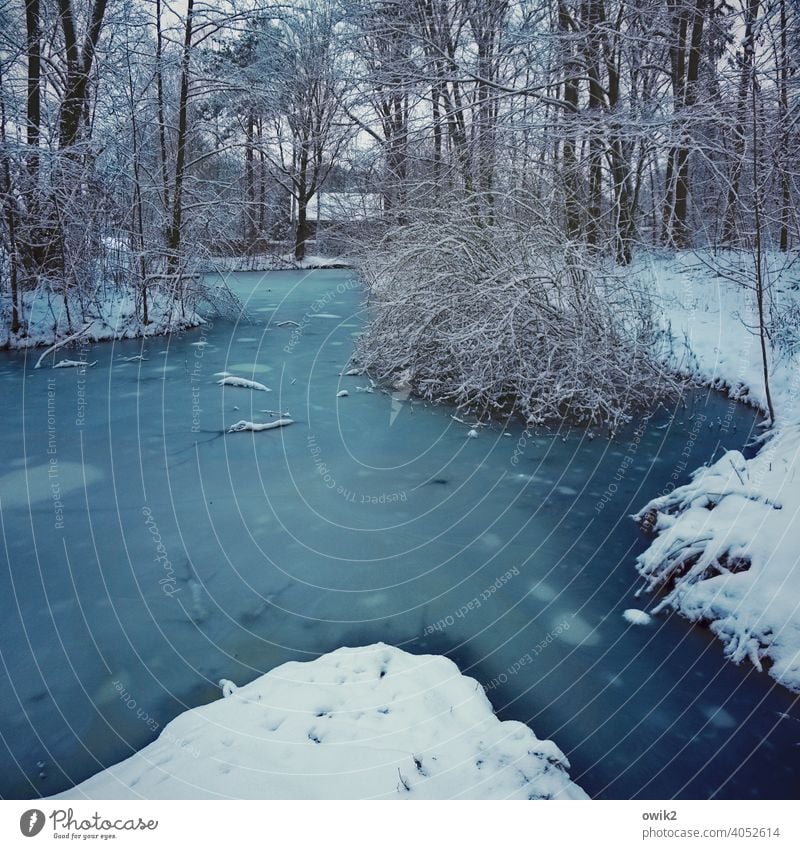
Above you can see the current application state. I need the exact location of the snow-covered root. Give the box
[218,376,270,392]
[227,418,294,433]
[633,432,800,691]
[49,644,587,800]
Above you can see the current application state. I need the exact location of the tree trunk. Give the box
[751,66,775,422]
[558,2,581,240]
[721,0,760,245]
[294,199,309,262]
[662,0,688,244]
[244,108,256,248]
[166,0,195,286]
[671,0,707,248]
[57,0,109,150]
[155,0,171,215]
[584,0,605,249]
[431,83,442,196]
[778,0,790,251]
[25,0,41,155]
[0,63,21,333]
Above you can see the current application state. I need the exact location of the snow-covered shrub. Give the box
[355,211,679,426]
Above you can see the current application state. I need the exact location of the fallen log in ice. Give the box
[53,359,96,369]
[227,418,294,433]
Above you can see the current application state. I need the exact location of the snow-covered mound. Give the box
[633,253,800,692]
[51,644,588,800]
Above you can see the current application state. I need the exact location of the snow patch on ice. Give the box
[622,609,653,626]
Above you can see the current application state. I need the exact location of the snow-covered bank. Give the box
[51,644,587,800]
[633,252,800,691]
[0,288,202,350]
[208,252,353,273]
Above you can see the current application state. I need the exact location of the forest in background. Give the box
[0,0,797,406]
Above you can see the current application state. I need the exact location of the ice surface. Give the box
[2,267,795,801]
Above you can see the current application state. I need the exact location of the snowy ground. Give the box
[633,251,800,691]
[208,252,353,273]
[50,644,587,800]
[0,287,202,349]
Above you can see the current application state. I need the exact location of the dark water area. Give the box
[0,268,797,800]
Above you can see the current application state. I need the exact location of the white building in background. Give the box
[290,192,383,231]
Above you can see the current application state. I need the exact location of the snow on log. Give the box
[227,418,294,433]
[33,324,92,368]
[49,643,587,800]
[53,359,96,369]
[218,376,270,391]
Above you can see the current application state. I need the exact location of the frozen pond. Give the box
[0,268,798,799]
